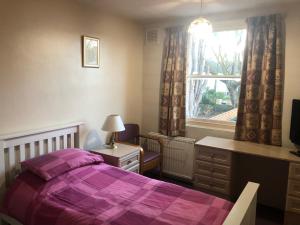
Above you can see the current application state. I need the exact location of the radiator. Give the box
[147,132,196,180]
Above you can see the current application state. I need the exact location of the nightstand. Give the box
[91,143,141,173]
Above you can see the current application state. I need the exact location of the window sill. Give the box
[186,119,235,133]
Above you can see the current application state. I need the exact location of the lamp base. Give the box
[104,144,118,149]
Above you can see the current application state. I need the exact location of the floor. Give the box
[256,205,284,225]
[145,172,286,225]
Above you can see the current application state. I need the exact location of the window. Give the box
[186,22,246,125]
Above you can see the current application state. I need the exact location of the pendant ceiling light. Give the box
[188,0,212,39]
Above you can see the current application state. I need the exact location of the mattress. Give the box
[2,163,233,225]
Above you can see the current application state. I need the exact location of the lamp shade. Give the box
[102,115,125,132]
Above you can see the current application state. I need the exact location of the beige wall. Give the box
[282,5,300,148]
[1,0,299,149]
[0,0,143,146]
[142,3,300,148]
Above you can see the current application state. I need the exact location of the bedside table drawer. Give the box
[122,160,139,170]
[127,164,140,173]
[91,144,141,173]
[120,152,139,167]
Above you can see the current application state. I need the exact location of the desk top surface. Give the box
[196,136,300,163]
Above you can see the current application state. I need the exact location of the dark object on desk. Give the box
[290,99,300,157]
[116,124,164,177]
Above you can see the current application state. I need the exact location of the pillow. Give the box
[21,148,103,181]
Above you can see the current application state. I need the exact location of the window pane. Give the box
[186,77,241,122]
[186,27,246,123]
[187,29,246,76]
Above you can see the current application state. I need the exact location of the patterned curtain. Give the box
[159,26,188,137]
[235,14,284,146]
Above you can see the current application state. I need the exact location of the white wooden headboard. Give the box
[0,122,83,204]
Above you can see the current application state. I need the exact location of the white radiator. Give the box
[147,132,196,180]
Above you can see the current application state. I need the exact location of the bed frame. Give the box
[0,122,259,225]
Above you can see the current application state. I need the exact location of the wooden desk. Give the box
[194,136,300,216]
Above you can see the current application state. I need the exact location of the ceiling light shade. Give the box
[188,17,213,39]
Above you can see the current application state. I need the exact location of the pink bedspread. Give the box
[2,164,233,225]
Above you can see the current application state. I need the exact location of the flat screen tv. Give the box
[290,99,300,156]
[290,99,300,145]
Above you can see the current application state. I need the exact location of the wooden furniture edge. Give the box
[223,182,259,225]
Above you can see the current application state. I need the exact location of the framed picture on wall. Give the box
[82,36,100,68]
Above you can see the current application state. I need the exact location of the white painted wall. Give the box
[142,3,300,148]
[0,0,143,147]
[142,35,164,134]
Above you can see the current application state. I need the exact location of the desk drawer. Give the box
[196,146,232,166]
[194,174,230,195]
[289,163,300,180]
[195,160,231,180]
[288,180,300,198]
[286,196,300,214]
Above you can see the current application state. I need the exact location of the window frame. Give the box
[186,24,246,128]
[187,75,241,79]
[187,117,236,131]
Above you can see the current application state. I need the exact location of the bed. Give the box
[0,122,259,225]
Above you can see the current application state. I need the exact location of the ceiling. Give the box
[80,0,299,23]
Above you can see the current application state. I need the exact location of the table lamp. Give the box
[102,114,125,149]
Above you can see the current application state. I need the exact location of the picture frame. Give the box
[82,36,100,68]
